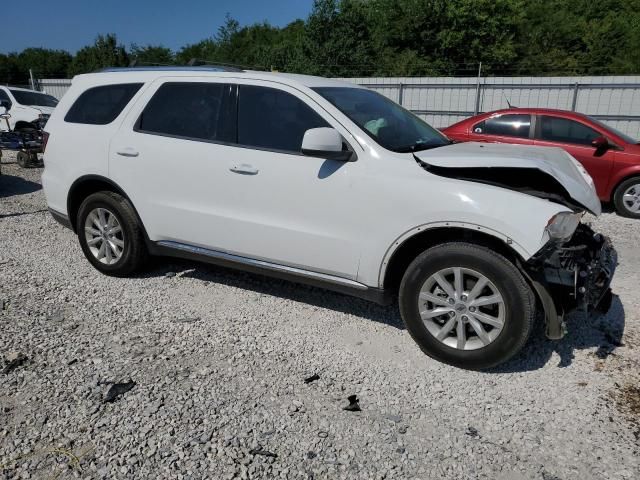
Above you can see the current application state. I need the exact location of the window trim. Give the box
[64,82,144,125]
[472,113,534,140]
[133,80,358,160]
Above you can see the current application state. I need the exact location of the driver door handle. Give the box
[116,147,139,157]
[229,163,259,175]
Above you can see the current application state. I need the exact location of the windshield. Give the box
[9,89,58,108]
[313,87,449,153]
[588,116,638,144]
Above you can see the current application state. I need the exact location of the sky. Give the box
[1,0,315,54]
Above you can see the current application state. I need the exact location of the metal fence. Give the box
[341,75,640,138]
[34,75,640,138]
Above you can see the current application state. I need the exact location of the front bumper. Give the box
[525,223,616,339]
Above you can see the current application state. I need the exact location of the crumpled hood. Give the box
[415,142,601,215]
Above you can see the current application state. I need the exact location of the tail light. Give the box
[42,131,50,153]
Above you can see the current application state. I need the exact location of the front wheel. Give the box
[613,177,640,219]
[399,242,535,370]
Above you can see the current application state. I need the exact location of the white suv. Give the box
[42,66,615,369]
[0,86,58,131]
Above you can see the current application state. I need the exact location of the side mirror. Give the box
[591,136,609,150]
[301,127,353,161]
[0,99,11,111]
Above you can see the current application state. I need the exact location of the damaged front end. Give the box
[523,223,616,339]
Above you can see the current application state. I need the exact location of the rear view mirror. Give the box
[591,136,609,150]
[302,127,353,161]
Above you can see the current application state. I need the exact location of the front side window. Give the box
[238,85,329,153]
[65,83,142,125]
[137,82,235,143]
[538,116,600,146]
[473,114,531,138]
[314,87,448,153]
[9,89,58,107]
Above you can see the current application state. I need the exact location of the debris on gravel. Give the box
[103,381,136,403]
[2,351,28,374]
[342,394,361,412]
[1,154,640,478]
[304,373,320,384]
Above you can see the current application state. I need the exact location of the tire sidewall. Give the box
[399,245,532,370]
[614,177,640,219]
[77,193,135,274]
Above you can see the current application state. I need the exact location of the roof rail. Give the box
[100,64,244,73]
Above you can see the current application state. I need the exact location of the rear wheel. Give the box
[613,177,640,219]
[399,242,535,370]
[76,191,148,276]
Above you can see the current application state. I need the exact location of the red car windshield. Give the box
[588,116,638,145]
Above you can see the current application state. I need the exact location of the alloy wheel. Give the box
[84,207,125,265]
[622,183,640,214]
[418,267,505,350]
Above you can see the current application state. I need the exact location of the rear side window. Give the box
[538,116,600,146]
[136,82,235,143]
[473,114,531,138]
[65,83,142,125]
[238,85,329,153]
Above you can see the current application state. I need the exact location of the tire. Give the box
[76,191,148,276]
[399,242,535,370]
[613,176,640,219]
[16,152,29,168]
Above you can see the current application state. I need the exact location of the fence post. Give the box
[571,82,579,111]
[398,82,404,106]
[29,69,36,90]
[474,62,482,115]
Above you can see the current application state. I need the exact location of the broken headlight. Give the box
[546,212,581,242]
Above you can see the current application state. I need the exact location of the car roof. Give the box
[477,107,591,119]
[2,86,46,93]
[74,67,362,90]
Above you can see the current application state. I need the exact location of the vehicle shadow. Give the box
[139,259,625,371]
[0,173,42,198]
[488,294,626,373]
[141,258,405,329]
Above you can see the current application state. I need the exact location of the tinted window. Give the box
[0,89,11,106]
[539,116,601,145]
[473,114,531,138]
[238,85,329,153]
[314,87,448,152]
[137,82,235,143]
[65,83,142,125]
[9,89,58,107]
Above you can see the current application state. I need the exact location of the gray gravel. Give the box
[1,152,639,479]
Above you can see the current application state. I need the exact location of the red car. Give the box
[442,108,640,218]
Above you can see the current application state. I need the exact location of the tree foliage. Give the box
[2,0,639,84]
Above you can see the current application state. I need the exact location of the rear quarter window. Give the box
[64,83,143,125]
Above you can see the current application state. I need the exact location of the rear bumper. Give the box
[525,224,616,339]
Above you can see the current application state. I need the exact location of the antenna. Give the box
[502,92,515,109]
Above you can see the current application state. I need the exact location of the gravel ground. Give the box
[1,152,639,480]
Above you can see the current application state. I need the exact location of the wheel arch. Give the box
[379,223,529,293]
[67,175,141,233]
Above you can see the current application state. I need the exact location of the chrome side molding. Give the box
[156,240,369,291]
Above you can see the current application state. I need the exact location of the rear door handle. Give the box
[116,147,139,157]
[229,163,259,175]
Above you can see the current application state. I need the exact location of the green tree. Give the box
[129,44,174,66]
[68,34,128,76]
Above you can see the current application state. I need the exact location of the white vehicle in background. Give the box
[41,66,615,369]
[0,86,58,132]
